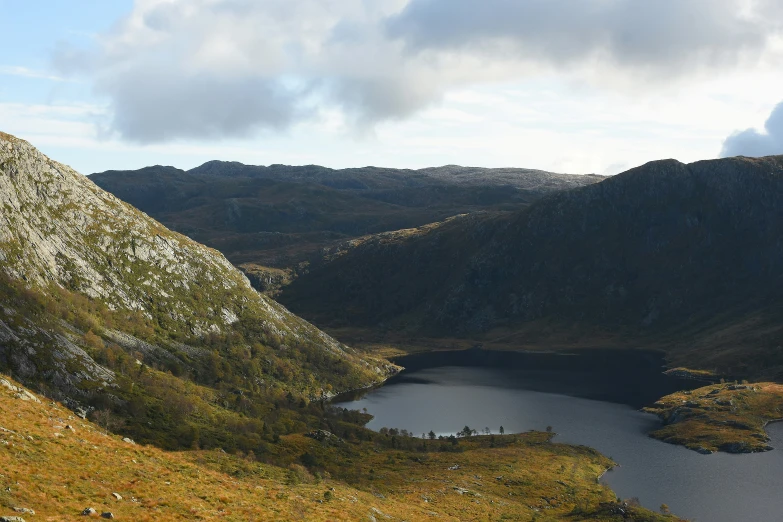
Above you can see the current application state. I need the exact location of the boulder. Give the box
[82,507,97,516]
[304,430,343,444]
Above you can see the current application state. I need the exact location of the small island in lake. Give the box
[645,382,783,454]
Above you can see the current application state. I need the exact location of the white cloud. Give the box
[721,102,783,157]
[52,0,783,144]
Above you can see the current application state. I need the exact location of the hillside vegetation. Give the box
[0,131,394,454]
[645,382,783,454]
[0,375,683,521]
[281,156,783,380]
[90,162,602,269]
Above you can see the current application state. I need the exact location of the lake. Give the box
[335,349,783,522]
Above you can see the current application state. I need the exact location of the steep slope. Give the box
[0,131,395,449]
[90,162,603,268]
[281,156,783,379]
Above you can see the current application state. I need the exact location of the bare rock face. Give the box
[0,131,248,319]
[0,131,396,401]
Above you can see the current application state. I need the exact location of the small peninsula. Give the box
[645,382,783,454]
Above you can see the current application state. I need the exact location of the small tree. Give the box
[458,426,476,438]
[428,430,436,440]
[499,426,505,435]
[659,504,670,515]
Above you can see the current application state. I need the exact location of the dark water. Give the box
[336,349,783,522]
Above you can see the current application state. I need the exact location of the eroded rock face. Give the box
[0,132,396,401]
[0,132,248,321]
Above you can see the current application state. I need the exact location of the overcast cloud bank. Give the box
[54,0,783,144]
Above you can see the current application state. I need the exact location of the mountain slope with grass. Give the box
[0,374,683,521]
[281,155,783,380]
[90,162,603,268]
[0,131,396,451]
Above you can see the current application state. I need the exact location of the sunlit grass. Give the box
[646,382,783,453]
[0,375,683,521]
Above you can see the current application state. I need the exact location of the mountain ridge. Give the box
[90,161,603,268]
[280,154,783,379]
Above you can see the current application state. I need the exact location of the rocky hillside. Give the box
[0,131,395,450]
[281,156,783,380]
[90,162,603,268]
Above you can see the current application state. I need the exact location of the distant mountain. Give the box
[91,162,603,268]
[280,156,783,380]
[0,131,394,449]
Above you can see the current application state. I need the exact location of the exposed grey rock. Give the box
[103,329,182,368]
[111,492,122,501]
[305,430,343,444]
[122,437,135,445]
[0,131,394,405]
[81,507,97,516]
[11,508,34,515]
[0,516,27,522]
[0,379,41,403]
[100,512,114,519]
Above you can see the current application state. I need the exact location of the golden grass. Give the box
[663,368,717,379]
[645,382,783,453]
[0,375,682,521]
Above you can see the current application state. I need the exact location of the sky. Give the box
[2,0,783,176]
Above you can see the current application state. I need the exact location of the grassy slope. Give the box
[0,375,681,521]
[644,382,783,454]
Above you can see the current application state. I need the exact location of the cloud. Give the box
[720,102,783,158]
[53,0,783,143]
[0,65,67,81]
[386,0,778,73]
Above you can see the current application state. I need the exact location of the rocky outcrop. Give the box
[0,131,396,405]
[1,132,254,324]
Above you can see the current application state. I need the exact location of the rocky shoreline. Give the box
[645,382,783,454]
